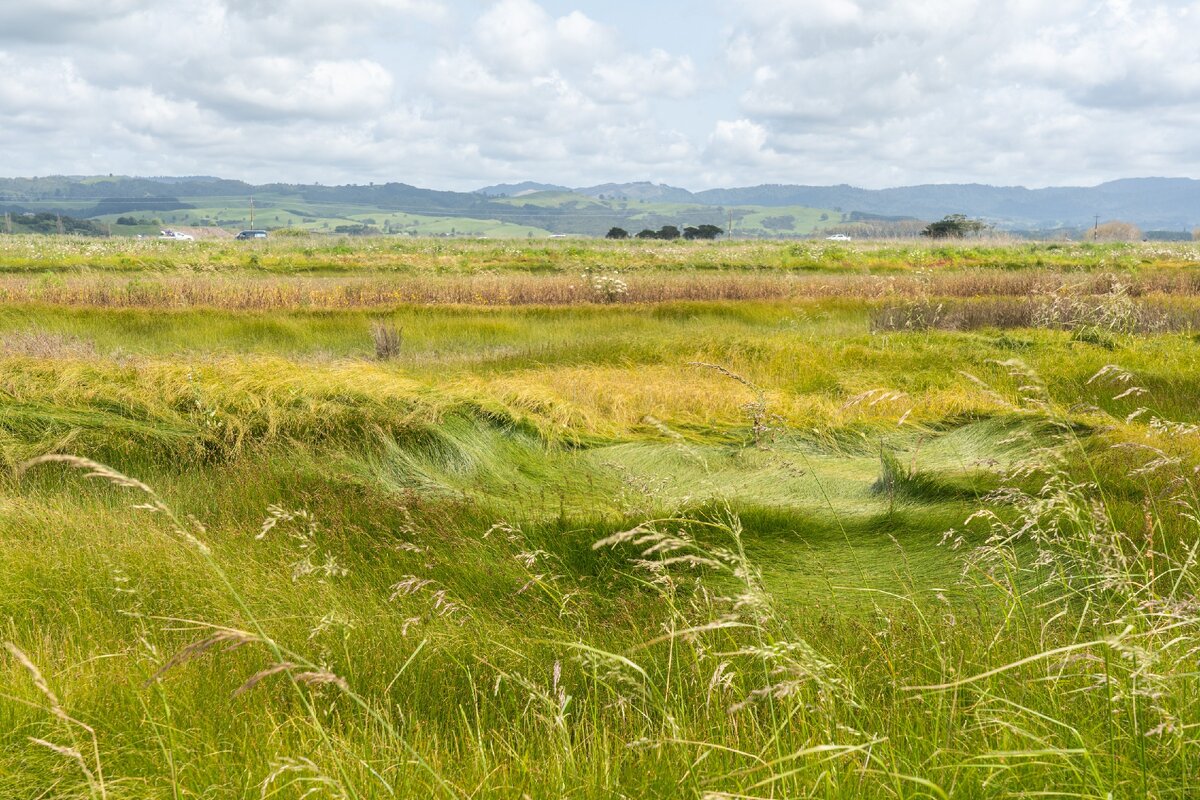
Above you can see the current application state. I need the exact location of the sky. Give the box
[1,0,1198,191]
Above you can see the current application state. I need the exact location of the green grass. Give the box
[2,239,1199,798]
[4,233,1198,276]
[728,204,841,236]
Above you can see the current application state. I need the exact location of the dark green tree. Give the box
[605,227,629,240]
[657,225,681,240]
[920,214,987,239]
[684,224,724,240]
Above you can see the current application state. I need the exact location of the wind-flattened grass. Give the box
[10,416,1193,798]
[3,239,1200,798]
[4,304,1200,466]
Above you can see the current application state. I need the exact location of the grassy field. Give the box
[3,237,1200,798]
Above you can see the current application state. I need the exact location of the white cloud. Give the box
[998,3,1200,108]
[0,0,1199,189]
[714,0,1200,187]
[210,58,396,119]
[705,119,775,166]
[0,1,154,40]
[591,50,696,102]
[473,0,614,74]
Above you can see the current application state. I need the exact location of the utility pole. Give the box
[1093,215,1100,240]
[250,197,255,228]
[3,212,11,235]
[56,213,64,235]
[728,209,734,239]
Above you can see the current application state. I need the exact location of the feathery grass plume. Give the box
[568,645,650,714]
[18,454,210,554]
[260,757,348,800]
[148,628,261,685]
[258,505,348,581]
[486,658,574,733]
[932,359,1200,772]
[235,662,350,697]
[5,642,107,800]
[234,661,298,697]
[687,362,780,449]
[840,387,909,411]
[4,642,68,724]
[484,521,580,618]
[594,507,843,721]
[390,576,464,626]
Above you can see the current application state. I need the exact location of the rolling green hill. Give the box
[5,174,1200,237]
[1,177,844,238]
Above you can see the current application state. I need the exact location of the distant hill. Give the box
[2,175,1198,235]
[574,182,697,203]
[475,182,570,197]
[691,178,1200,229]
[0,176,831,237]
[552,178,1200,229]
[91,196,193,216]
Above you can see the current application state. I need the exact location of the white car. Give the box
[158,229,194,241]
[825,234,852,241]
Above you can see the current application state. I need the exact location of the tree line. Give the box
[606,224,724,240]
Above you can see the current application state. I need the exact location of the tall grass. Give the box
[5,379,1198,796]
[3,239,1200,797]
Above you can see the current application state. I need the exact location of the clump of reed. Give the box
[370,320,403,360]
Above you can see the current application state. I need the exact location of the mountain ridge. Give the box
[473,177,1200,229]
[2,175,1198,232]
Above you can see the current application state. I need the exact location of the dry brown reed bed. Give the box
[7,268,1200,310]
[871,294,1200,333]
[0,273,800,309]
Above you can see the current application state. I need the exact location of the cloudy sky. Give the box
[1,0,1198,190]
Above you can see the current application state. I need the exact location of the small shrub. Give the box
[371,320,402,360]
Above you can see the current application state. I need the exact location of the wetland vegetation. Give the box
[3,237,1200,798]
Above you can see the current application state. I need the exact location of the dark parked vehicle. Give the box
[235,230,268,240]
